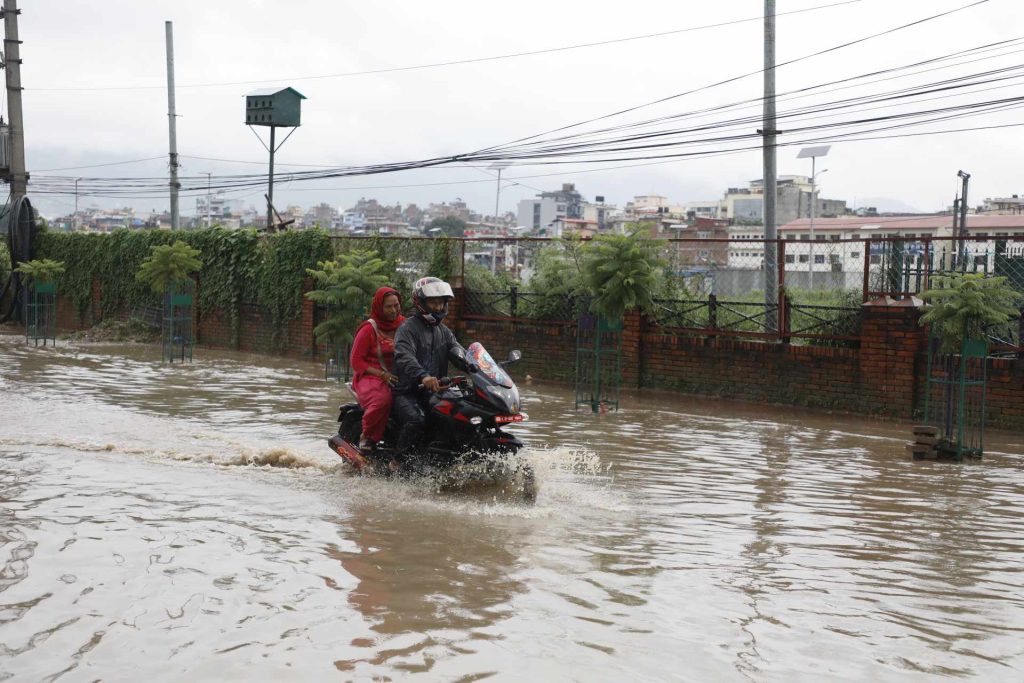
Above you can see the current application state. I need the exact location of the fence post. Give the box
[862,239,872,302]
[510,284,518,318]
[777,238,786,336]
[459,239,466,286]
[708,293,717,329]
[781,289,791,344]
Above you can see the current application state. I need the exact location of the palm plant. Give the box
[304,249,390,350]
[580,226,664,322]
[15,258,66,284]
[920,272,1022,353]
[136,241,203,294]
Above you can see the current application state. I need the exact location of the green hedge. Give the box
[34,227,333,349]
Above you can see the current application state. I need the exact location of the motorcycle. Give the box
[328,342,536,503]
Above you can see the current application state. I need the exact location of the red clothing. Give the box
[350,324,396,382]
[353,374,392,442]
[349,286,405,444]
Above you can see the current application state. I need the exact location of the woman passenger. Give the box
[349,287,405,453]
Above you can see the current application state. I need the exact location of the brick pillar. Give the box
[859,296,927,418]
[620,309,643,388]
[448,286,464,325]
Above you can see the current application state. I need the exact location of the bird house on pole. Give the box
[245,87,306,127]
[244,87,307,230]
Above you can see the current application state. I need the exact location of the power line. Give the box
[471,0,993,155]
[30,119,1024,201]
[28,1,861,93]
[29,38,1024,196]
[32,156,167,172]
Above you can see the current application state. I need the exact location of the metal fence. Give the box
[328,234,1024,350]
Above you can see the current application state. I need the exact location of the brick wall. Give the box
[454,291,1024,430]
[638,332,863,411]
[44,279,1024,430]
[982,358,1024,429]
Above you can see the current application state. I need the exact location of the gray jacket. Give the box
[393,315,470,394]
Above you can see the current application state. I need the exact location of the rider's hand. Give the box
[422,376,442,392]
[384,372,398,387]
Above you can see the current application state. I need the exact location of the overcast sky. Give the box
[18,0,1024,219]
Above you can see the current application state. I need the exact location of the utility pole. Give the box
[267,126,275,230]
[957,170,970,272]
[489,161,512,275]
[74,176,82,229]
[165,21,180,229]
[204,172,211,227]
[761,0,779,332]
[4,0,28,201]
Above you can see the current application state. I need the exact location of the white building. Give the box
[727,226,766,267]
[196,191,229,223]
[342,211,366,230]
[777,215,1024,287]
[684,200,723,219]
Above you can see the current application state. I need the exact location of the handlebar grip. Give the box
[418,376,465,389]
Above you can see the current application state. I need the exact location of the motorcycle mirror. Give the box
[506,349,522,363]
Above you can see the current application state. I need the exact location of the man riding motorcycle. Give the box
[391,277,478,461]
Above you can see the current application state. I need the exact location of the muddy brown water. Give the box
[1,335,1023,681]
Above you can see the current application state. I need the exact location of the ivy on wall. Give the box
[255,229,333,349]
[35,227,332,350]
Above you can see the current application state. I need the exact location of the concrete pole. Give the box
[809,156,816,290]
[205,172,212,227]
[165,21,180,229]
[762,0,779,332]
[4,0,27,201]
[957,170,970,272]
[492,167,502,273]
[267,126,276,230]
[74,177,81,229]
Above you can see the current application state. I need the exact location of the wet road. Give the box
[1,334,1023,680]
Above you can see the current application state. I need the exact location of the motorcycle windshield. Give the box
[467,342,513,389]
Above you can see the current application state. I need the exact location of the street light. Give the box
[204,172,212,228]
[74,177,83,230]
[797,145,831,289]
[489,161,513,274]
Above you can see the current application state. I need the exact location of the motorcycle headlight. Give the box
[470,416,483,425]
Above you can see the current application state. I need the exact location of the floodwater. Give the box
[1,334,1023,681]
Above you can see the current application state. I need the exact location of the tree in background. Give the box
[426,216,467,238]
[920,272,1022,353]
[136,241,202,294]
[15,258,65,284]
[580,227,664,322]
[305,249,390,351]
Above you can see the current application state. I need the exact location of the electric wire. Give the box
[29,6,1021,201]
[28,1,861,93]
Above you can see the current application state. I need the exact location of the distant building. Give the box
[582,196,617,231]
[343,211,366,230]
[310,202,337,228]
[727,226,766,267]
[627,195,670,211]
[684,200,724,220]
[517,183,585,235]
[777,214,1024,280]
[983,195,1024,214]
[673,217,730,266]
[195,191,229,223]
[424,199,471,225]
[722,176,847,226]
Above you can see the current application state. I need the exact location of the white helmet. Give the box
[412,276,454,325]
